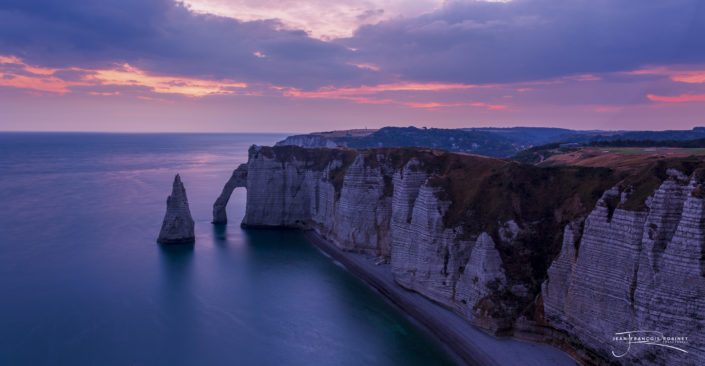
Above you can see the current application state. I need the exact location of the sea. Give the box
[0,133,457,366]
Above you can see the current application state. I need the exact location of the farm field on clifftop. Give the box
[539,147,705,170]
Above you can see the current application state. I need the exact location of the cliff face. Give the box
[223,145,705,365]
[543,170,705,365]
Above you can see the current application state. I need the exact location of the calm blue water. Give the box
[0,133,456,366]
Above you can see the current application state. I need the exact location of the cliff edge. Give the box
[217,145,704,365]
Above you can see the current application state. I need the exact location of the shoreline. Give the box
[302,230,578,366]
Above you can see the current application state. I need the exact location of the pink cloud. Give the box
[647,93,705,102]
[281,82,509,111]
[402,101,507,111]
[563,74,602,81]
[348,63,380,71]
[89,91,121,96]
[0,71,89,94]
[1,54,509,112]
[284,82,483,99]
[86,64,247,96]
[628,66,705,84]
[595,105,622,112]
[0,54,248,97]
[137,95,176,104]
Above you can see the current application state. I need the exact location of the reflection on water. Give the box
[157,244,198,365]
[159,243,195,293]
[0,133,456,366]
[212,224,228,242]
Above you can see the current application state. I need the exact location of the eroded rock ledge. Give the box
[219,145,705,365]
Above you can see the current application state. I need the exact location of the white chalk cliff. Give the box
[212,164,248,224]
[275,134,338,148]
[543,171,705,365]
[216,145,705,365]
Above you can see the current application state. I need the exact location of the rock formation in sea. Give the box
[217,145,705,365]
[157,174,195,244]
[212,164,248,224]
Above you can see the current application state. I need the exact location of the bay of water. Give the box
[0,133,456,366]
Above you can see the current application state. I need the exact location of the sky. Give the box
[1,0,705,133]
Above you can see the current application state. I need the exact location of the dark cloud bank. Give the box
[1,0,704,89]
[0,0,368,89]
[345,0,705,84]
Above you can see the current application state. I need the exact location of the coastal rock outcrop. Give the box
[219,145,705,365]
[157,174,195,244]
[212,164,248,224]
[275,134,338,148]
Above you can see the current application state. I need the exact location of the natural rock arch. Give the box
[212,163,248,224]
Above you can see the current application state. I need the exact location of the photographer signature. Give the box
[611,330,688,357]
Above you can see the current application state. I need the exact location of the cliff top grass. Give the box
[424,156,621,294]
[536,147,705,210]
[539,146,705,169]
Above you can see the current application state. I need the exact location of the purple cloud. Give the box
[0,0,376,89]
[343,0,705,84]
[1,0,705,94]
